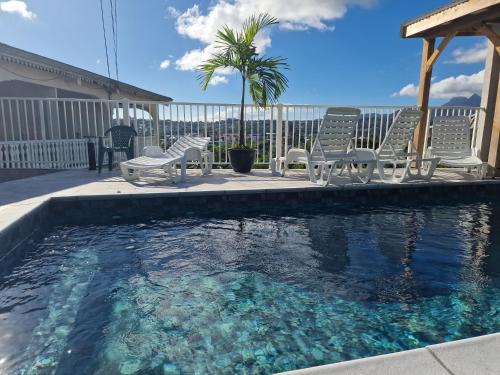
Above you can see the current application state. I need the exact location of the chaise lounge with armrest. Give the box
[274,107,376,185]
[120,136,213,182]
[425,115,486,179]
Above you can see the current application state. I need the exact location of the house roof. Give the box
[0,42,173,102]
[401,0,500,38]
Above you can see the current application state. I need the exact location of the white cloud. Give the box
[393,70,484,99]
[167,6,180,18]
[175,47,213,71]
[392,83,418,97]
[96,59,101,65]
[0,0,36,19]
[445,41,488,64]
[159,59,171,70]
[171,0,374,71]
[209,75,229,86]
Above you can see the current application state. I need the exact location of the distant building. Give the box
[0,42,172,102]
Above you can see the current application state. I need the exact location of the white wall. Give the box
[0,60,111,99]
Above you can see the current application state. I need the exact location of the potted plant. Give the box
[199,14,288,173]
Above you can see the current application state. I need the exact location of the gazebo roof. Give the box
[401,0,500,38]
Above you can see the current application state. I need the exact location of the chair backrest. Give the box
[164,136,210,159]
[429,116,472,158]
[104,125,137,149]
[311,107,361,162]
[377,108,422,158]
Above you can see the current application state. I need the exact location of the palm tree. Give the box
[198,14,289,148]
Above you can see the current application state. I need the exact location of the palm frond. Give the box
[242,14,278,47]
[198,52,233,90]
[247,56,289,107]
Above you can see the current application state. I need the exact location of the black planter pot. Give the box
[229,148,255,173]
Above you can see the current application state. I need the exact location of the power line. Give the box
[99,0,112,84]
[109,0,119,82]
[114,0,118,81]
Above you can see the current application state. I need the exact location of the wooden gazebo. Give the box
[401,0,500,176]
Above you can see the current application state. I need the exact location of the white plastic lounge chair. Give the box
[374,108,440,182]
[276,107,376,186]
[120,136,212,182]
[425,115,487,179]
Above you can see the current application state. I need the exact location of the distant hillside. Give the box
[443,94,481,107]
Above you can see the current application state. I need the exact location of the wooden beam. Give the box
[414,38,435,156]
[425,32,457,72]
[402,0,500,38]
[479,24,500,54]
[404,6,500,39]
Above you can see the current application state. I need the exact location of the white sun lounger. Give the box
[276,107,376,185]
[374,108,440,182]
[425,115,487,179]
[120,136,212,182]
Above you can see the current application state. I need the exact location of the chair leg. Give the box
[120,164,141,181]
[108,151,113,171]
[280,159,288,177]
[127,145,134,160]
[376,161,387,181]
[307,162,316,183]
[163,163,177,182]
[98,148,104,174]
[347,161,375,184]
[180,158,187,182]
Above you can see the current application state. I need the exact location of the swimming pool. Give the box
[2,199,500,374]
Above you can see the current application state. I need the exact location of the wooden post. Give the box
[487,73,500,176]
[414,38,435,155]
[425,32,456,72]
[476,41,500,162]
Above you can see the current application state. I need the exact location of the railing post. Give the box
[269,105,274,164]
[284,105,289,155]
[38,100,48,168]
[204,105,208,138]
[39,100,46,141]
[275,104,283,159]
[422,107,433,154]
[123,99,130,126]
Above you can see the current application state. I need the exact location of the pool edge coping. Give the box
[275,332,500,375]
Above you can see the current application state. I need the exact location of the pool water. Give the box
[2,201,500,374]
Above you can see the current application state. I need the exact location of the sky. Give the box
[0,0,489,105]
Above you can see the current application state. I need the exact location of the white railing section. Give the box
[0,139,88,169]
[0,97,484,169]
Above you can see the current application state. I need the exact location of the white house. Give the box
[0,42,172,102]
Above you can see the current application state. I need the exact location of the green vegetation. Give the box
[198,14,289,148]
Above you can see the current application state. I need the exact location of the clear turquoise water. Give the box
[2,201,500,374]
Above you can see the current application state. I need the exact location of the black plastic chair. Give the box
[98,125,137,173]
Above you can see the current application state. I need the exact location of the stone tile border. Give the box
[3,180,500,255]
[46,180,500,226]
[0,199,52,276]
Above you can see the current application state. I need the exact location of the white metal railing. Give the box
[0,97,485,169]
[279,104,483,156]
[0,139,88,169]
